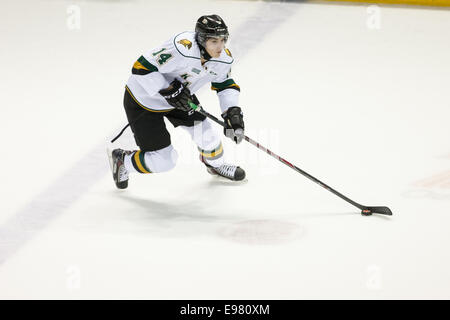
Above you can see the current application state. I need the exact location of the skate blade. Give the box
[206,168,248,184]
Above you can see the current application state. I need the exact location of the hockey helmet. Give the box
[195,14,229,46]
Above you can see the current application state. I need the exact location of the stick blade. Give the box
[365,206,393,216]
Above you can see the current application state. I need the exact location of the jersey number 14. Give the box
[152,48,173,66]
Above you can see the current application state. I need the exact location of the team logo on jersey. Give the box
[177,39,192,50]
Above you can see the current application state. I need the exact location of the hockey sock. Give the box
[124,145,178,174]
[124,150,152,174]
[199,142,224,168]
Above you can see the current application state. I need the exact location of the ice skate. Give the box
[108,148,129,189]
[200,155,246,181]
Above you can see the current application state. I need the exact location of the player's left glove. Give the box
[222,106,244,144]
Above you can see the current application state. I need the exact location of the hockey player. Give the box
[109,14,245,189]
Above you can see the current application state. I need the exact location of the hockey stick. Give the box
[188,101,392,216]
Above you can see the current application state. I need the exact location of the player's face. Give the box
[205,37,226,58]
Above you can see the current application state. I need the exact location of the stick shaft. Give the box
[193,105,365,211]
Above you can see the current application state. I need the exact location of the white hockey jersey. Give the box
[126,31,240,113]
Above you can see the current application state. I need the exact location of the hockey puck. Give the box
[361,209,372,216]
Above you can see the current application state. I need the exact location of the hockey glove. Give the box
[159,79,193,112]
[222,106,244,144]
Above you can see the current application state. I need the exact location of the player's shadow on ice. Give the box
[113,177,250,223]
[116,192,356,223]
[205,177,249,186]
[293,211,357,218]
[115,193,242,223]
[114,192,254,238]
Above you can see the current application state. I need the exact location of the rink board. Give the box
[319,0,450,7]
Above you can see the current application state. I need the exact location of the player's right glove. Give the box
[159,79,193,112]
[222,106,245,144]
